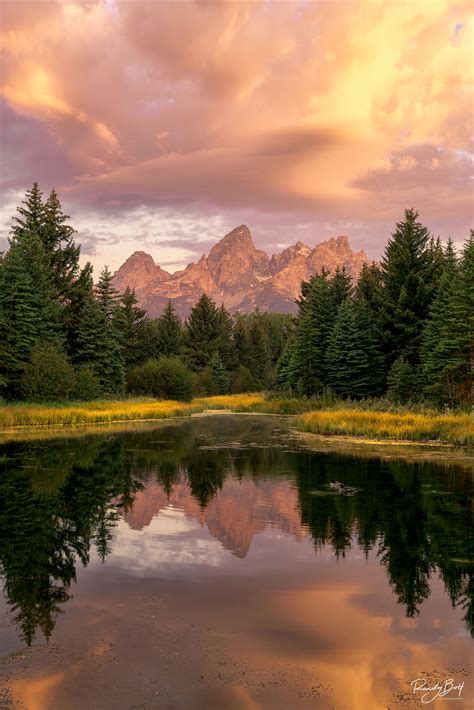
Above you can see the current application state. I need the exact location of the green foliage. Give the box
[0,230,62,396]
[422,234,474,406]
[209,351,228,394]
[119,287,150,368]
[229,365,257,393]
[154,301,182,357]
[290,272,335,395]
[73,366,102,401]
[326,299,384,398]
[127,357,193,401]
[247,318,271,387]
[21,345,76,402]
[216,305,237,369]
[191,368,215,396]
[184,294,221,370]
[381,209,441,366]
[387,357,419,404]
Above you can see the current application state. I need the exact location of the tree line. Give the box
[277,209,472,407]
[0,185,472,406]
[0,184,293,401]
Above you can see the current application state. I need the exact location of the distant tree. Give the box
[42,189,81,304]
[73,283,124,394]
[155,301,182,357]
[330,266,353,307]
[184,294,220,370]
[248,318,271,387]
[326,299,384,398]
[73,366,102,401]
[387,357,418,404]
[422,235,473,405]
[381,209,441,368]
[229,365,257,393]
[216,305,237,370]
[127,357,193,401]
[10,183,46,243]
[0,230,62,396]
[233,317,252,369]
[291,272,335,395]
[21,344,76,402]
[119,287,150,369]
[209,351,228,394]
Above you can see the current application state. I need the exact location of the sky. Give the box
[0,0,472,274]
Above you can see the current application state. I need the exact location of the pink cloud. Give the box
[0,0,472,267]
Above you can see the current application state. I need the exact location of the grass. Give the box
[0,394,277,430]
[0,394,472,447]
[297,409,474,447]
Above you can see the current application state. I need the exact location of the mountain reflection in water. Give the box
[0,415,472,649]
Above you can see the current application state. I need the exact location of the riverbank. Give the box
[0,394,472,447]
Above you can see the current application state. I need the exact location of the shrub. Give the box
[73,366,102,401]
[127,357,193,401]
[191,368,215,397]
[21,344,76,402]
[229,365,257,393]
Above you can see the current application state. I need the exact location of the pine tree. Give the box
[275,342,295,391]
[233,317,252,369]
[422,235,473,405]
[209,352,228,394]
[387,356,418,404]
[120,287,150,369]
[11,183,46,243]
[216,305,237,370]
[184,294,220,370]
[331,266,353,307]
[355,262,384,315]
[326,299,384,398]
[0,231,62,396]
[291,272,335,395]
[42,189,81,303]
[381,209,439,367]
[155,301,182,357]
[248,318,270,387]
[96,266,120,320]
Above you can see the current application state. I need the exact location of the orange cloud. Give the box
[0,0,472,253]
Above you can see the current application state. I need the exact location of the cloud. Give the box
[0,0,472,268]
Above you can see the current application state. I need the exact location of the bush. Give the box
[21,344,76,402]
[191,368,215,397]
[229,365,257,393]
[127,357,193,401]
[73,366,102,401]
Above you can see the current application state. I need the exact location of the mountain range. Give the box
[112,224,368,317]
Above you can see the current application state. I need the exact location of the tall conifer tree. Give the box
[155,301,182,357]
[381,209,439,367]
[184,294,220,370]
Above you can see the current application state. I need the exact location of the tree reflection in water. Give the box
[0,417,472,645]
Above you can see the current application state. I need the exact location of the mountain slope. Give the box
[112,225,368,317]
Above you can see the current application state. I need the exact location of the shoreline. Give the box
[0,395,472,450]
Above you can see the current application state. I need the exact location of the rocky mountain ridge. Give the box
[112,225,368,317]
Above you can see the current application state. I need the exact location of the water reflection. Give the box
[0,416,472,646]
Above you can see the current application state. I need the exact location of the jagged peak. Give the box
[211,224,254,251]
[123,250,156,264]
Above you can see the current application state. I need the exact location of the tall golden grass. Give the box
[0,395,272,430]
[0,395,472,446]
[298,409,474,447]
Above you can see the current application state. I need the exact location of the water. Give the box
[0,415,472,709]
